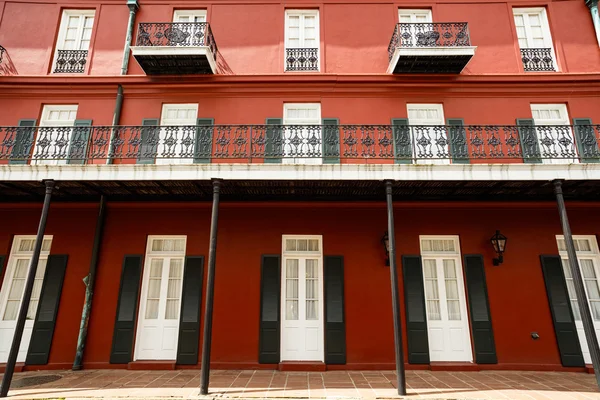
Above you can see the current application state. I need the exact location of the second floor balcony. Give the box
[387,23,476,74]
[131,22,218,75]
[1,123,599,166]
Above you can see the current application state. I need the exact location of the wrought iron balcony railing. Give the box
[285,48,319,71]
[0,45,5,65]
[53,49,88,73]
[135,22,218,59]
[520,48,555,72]
[388,23,471,61]
[1,124,599,164]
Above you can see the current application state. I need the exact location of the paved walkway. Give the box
[1,369,599,399]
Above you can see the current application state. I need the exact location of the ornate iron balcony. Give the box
[388,22,471,60]
[521,48,555,72]
[136,22,217,56]
[0,45,5,65]
[285,48,319,71]
[53,49,88,73]
[1,124,599,165]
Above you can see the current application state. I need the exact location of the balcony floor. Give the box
[131,46,216,75]
[388,47,476,74]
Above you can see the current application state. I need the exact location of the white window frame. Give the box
[407,103,447,165]
[398,9,433,23]
[158,103,199,165]
[173,10,207,22]
[530,104,576,164]
[283,103,322,165]
[284,9,320,72]
[34,105,78,165]
[513,7,558,71]
[52,10,95,72]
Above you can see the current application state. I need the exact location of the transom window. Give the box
[173,10,207,23]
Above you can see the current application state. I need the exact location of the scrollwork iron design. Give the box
[285,48,319,71]
[136,22,218,60]
[53,50,88,73]
[388,22,470,61]
[520,48,554,72]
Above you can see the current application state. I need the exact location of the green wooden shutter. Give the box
[447,118,469,164]
[402,255,430,364]
[110,255,143,364]
[322,119,340,164]
[259,255,280,363]
[137,119,159,164]
[264,118,283,164]
[67,119,92,165]
[392,118,412,164]
[26,254,68,365]
[176,256,204,365]
[194,118,214,163]
[540,255,585,367]
[9,119,37,165]
[573,118,600,163]
[516,118,542,163]
[464,254,497,364]
[324,256,346,364]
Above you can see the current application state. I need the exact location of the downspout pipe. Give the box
[586,0,600,47]
[72,195,107,371]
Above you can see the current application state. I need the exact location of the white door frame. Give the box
[530,104,576,164]
[283,103,322,165]
[280,234,324,362]
[134,235,187,361]
[407,103,448,165]
[158,103,198,165]
[419,235,473,362]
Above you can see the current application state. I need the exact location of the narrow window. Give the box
[157,104,199,164]
[530,104,576,164]
[33,105,78,165]
[285,10,320,72]
[53,10,95,73]
[407,103,448,164]
[513,8,557,72]
[283,103,322,164]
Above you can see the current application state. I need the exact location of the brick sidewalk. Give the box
[1,369,599,399]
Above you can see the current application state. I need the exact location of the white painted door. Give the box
[57,11,95,51]
[398,9,433,47]
[513,8,557,70]
[173,10,207,46]
[557,235,600,364]
[407,104,448,164]
[135,236,186,360]
[285,10,319,50]
[0,236,53,363]
[283,103,322,165]
[420,236,472,362]
[281,236,324,361]
[158,104,198,165]
[530,104,576,164]
[34,105,78,165]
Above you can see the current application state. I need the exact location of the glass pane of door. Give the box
[285,259,299,320]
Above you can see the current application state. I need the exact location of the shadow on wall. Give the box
[216,51,234,75]
[0,49,18,76]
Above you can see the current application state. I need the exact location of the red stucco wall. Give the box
[1,202,599,370]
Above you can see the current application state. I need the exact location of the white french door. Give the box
[513,8,557,71]
[283,103,322,165]
[0,236,53,363]
[398,9,433,47]
[285,10,319,50]
[530,104,576,164]
[420,236,472,362]
[33,105,78,165]
[408,104,448,164]
[158,104,198,165]
[173,10,207,46]
[135,236,186,360]
[556,235,600,365]
[281,236,324,362]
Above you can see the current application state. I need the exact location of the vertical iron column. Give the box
[72,195,107,370]
[553,179,600,387]
[200,179,222,395]
[385,180,406,396]
[0,180,55,398]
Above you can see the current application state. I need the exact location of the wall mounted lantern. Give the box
[382,231,390,266]
[490,230,507,266]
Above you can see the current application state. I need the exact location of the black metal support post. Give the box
[72,195,107,370]
[553,179,600,387]
[0,180,55,398]
[385,180,406,396]
[200,179,222,395]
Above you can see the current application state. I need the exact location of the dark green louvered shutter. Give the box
[540,255,585,367]
[392,118,412,164]
[322,119,340,164]
[110,255,143,364]
[447,119,469,164]
[26,254,68,365]
[137,119,159,164]
[195,118,214,163]
[176,256,204,365]
[573,118,600,163]
[464,254,497,364]
[259,255,280,363]
[402,255,430,364]
[10,119,37,164]
[516,118,542,163]
[324,256,346,364]
[265,118,283,164]
[67,119,92,164]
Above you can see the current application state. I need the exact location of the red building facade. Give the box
[0,0,600,378]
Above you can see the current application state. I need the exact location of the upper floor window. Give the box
[285,10,319,72]
[34,105,79,165]
[398,9,433,47]
[283,103,322,164]
[513,8,557,72]
[173,10,206,23]
[530,104,576,164]
[407,104,448,165]
[399,9,432,23]
[53,10,95,74]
